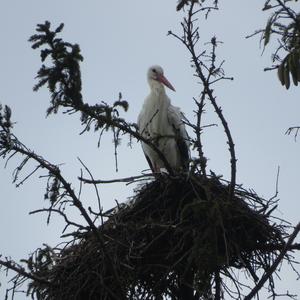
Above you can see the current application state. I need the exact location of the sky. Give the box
[0,0,299,299]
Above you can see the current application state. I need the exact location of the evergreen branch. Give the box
[29,21,174,175]
[252,0,300,89]
[0,105,126,299]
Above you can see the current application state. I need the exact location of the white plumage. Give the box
[137,65,190,173]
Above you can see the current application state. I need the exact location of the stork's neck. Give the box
[148,79,166,97]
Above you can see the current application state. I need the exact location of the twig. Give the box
[276,0,299,26]
[254,242,300,253]
[245,222,300,300]
[77,157,103,216]
[264,66,279,72]
[171,2,237,198]
[195,95,207,176]
[29,208,86,231]
[15,165,41,187]
[270,166,280,201]
[285,126,300,141]
[0,258,51,286]
[1,140,126,300]
[79,173,154,184]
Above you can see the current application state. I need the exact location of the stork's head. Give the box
[147,65,176,92]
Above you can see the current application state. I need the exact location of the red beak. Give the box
[157,74,176,92]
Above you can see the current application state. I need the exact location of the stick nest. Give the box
[27,174,285,299]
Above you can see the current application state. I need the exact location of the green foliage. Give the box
[176,0,218,11]
[0,104,12,131]
[261,1,300,89]
[29,21,84,114]
[277,49,300,88]
[29,21,132,151]
[0,104,13,155]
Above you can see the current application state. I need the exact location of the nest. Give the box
[28,174,285,299]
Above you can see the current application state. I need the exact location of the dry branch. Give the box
[20,174,298,300]
[169,2,237,199]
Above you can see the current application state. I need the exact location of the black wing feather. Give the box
[145,153,155,173]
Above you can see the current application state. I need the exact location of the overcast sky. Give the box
[0,0,299,299]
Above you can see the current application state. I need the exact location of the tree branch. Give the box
[0,258,51,286]
[169,2,237,198]
[245,222,300,300]
[79,173,154,184]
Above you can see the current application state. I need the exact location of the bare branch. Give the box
[77,157,103,215]
[170,2,237,198]
[0,258,51,286]
[79,173,154,184]
[285,126,300,141]
[245,223,300,300]
[29,208,87,231]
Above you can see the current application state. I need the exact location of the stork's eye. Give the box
[152,69,157,73]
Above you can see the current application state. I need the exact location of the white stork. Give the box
[137,65,190,173]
